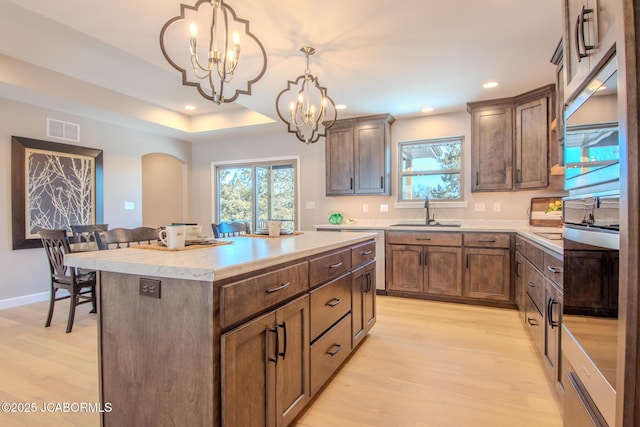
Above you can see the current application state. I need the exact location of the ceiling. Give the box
[0,0,562,143]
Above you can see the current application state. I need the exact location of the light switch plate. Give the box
[124,201,135,210]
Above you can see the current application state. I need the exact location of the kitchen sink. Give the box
[390,223,461,227]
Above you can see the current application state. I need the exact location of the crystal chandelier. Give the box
[276,47,337,144]
[160,0,267,104]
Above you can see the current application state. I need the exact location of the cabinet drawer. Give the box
[310,273,352,342]
[543,251,563,289]
[310,313,352,396]
[525,260,545,313]
[309,248,351,288]
[386,231,462,246]
[220,262,309,328]
[515,236,543,269]
[463,233,511,248]
[351,241,375,268]
[525,294,544,355]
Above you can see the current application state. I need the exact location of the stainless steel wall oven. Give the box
[561,53,620,427]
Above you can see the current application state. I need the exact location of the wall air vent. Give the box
[46,118,80,142]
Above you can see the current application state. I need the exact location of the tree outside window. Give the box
[399,137,463,201]
[215,159,298,232]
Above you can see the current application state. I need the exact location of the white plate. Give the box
[185,237,217,245]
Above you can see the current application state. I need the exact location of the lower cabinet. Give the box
[310,313,353,396]
[516,235,564,400]
[386,231,511,306]
[463,246,511,301]
[387,244,462,296]
[221,295,310,427]
[352,261,376,348]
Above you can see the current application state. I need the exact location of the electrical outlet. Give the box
[380,204,389,213]
[474,202,486,212]
[494,202,501,212]
[139,278,161,299]
[362,204,369,212]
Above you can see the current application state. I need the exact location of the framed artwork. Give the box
[11,136,103,249]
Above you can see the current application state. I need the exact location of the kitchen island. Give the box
[65,231,378,427]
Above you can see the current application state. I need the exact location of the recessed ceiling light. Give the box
[421,107,434,113]
[335,104,347,110]
[483,81,499,89]
[185,105,196,111]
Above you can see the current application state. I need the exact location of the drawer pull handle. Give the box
[326,298,343,308]
[527,317,538,326]
[327,344,342,356]
[478,239,496,243]
[361,250,373,255]
[546,266,563,274]
[416,238,432,241]
[328,261,344,269]
[266,282,290,294]
[527,281,536,288]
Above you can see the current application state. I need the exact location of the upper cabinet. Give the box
[326,114,395,196]
[468,100,514,192]
[563,0,617,100]
[467,85,555,192]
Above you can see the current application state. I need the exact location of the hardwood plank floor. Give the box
[0,296,561,427]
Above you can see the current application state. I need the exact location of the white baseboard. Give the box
[0,292,49,310]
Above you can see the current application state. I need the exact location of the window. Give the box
[214,158,298,232]
[398,137,462,201]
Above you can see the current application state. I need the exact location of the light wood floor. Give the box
[0,296,562,427]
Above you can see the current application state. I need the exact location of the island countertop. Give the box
[64,231,377,282]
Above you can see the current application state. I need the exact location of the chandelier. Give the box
[160,0,267,104]
[276,47,337,144]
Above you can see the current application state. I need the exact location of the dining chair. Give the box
[94,227,160,249]
[39,229,97,333]
[212,221,250,238]
[70,224,109,243]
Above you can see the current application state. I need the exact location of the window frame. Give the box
[397,136,464,203]
[212,156,300,232]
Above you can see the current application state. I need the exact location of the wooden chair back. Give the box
[70,224,109,243]
[95,227,160,249]
[39,228,97,333]
[212,221,249,238]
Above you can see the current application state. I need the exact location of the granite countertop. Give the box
[64,231,377,282]
[314,219,563,254]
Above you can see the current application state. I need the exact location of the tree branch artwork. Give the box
[11,136,103,250]
[26,149,95,235]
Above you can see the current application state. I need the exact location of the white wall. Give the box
[191,112,566,231]
[0,98,191,305]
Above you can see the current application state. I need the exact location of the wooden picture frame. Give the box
[11,136,103,249]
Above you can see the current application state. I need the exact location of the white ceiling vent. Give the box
[47,118,80,142]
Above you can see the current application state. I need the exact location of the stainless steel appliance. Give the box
[564,54,618,191]
[562,51,620,427]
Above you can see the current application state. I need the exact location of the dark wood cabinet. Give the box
[515,92,550,189]
[463,233,512,303]
[386,232,463,298]
[326,114,394,196]
[515,234,564,400]
[468,101,514,192]
[386,231,511,307]
[468,86,555,192]
[221,295,310,427]
[351,261,376,349]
